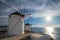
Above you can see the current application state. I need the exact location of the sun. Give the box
[45,16,52,22]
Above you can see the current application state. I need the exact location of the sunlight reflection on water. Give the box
[45,27,55,39]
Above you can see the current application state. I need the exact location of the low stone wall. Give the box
[0,33,30,40]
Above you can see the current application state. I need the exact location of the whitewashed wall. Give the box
[8,15,24,36]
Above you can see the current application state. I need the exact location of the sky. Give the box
[0,0,60,27]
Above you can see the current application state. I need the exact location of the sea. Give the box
[31,27,60,40]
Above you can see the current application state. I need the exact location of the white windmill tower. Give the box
[25,23,31,31]
[8,12,25,36]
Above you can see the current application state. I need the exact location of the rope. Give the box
[12,0,19,11]
[0,1,17,12]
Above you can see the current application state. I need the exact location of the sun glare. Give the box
[45,16,52,22]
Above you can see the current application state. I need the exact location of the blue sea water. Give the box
[31,27,60,40]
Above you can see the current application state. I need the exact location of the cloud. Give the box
[28,9,60,18]
[0,0,60,26]
[0,16,8,26]
[0,16,8,18]
[31,24,60,28]
[25,0,60,18]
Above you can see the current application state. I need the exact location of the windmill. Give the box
[0,0,31,36]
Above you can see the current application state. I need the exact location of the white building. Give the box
[8,12,24,36]
[24,23,31,31]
